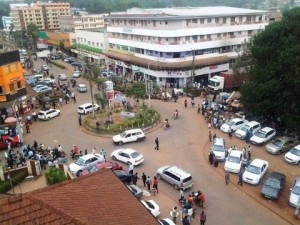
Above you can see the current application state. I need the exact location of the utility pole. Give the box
[191,49,195,84]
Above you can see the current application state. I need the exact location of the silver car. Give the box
[126,184,143,198]
[266,136,299,155]
[68,154,104,176]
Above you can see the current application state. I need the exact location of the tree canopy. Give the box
[238,7,300,127]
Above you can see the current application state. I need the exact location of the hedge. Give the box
[49,60,66,69]
[0,172,27,193]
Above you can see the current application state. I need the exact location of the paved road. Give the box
[21,57,294,225]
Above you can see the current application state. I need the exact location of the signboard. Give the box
[107,90,114,100]
[210,65,218,70]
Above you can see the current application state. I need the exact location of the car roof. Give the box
[231,118,243,122]
[229,150,243,157]
[78,84,86,87]
[213,137,224,145]
[274,136,294,142]
[79,154,99,160]
[120,148,137,154]
[39,108,57,113]
[79,103,93,107]
[269,171,286,180]
[245,121,260,126]
[259,127,274,133]
[251,159,267,167]
[167,166,191,178]
[124,128,143,133]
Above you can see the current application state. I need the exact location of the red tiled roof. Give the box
[0,170,160,225]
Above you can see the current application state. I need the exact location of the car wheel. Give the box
[278,150,281,155]
[112,156,117,160]
[157,174,162,180]
[76,170,82,177]
[297,161,300,165]
[118,141,123,146]
[174,184,179,190]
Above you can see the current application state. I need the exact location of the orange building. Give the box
[46,31,72,48]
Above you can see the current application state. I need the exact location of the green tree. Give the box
[27,23,39,51]
[126,82,146,99]
[45,167,67,185]
[238,7,300,127]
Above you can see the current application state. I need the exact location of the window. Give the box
[192,19,197,23]
[207,18,212,23]
[200,18,204,24]
[222,17,226,24]
[165,21,168,25]
[9,83,15,92]
[0,86,3,94]
[215,18,219,23]
[17,81,21,89]
[231,17,235,23]
[185,36,190,41]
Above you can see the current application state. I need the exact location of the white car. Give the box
[77,84,87,93]
[141,200,160,217]
[159,218,176,225]
[211,137,226,161]
[243,159,269,185]
[284,145,300,165]
[224,150,243,173]
[41,65,49,71]
[112,128,145,145]
[250,127,276,145]
[235,121,261,140]
[289,177,300,207]
[73,71,81,78]
[58,74,67,81]
[68,154,104,176]
[37,109,60,120]
[111,148,144,166]
[43,78,56,85]
[220,118,248,133]
[78,103,100,114]
[35,86,52,94]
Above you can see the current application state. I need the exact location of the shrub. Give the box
[45,167,67,185]
[49,60,66,69]
[0,172,27,193]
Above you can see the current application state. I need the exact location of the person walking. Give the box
[132,172,139,185]
[200,210,207,225]
[228,127,233,139]
[154,137,159,150]
[182,215,190,225]
[171,206,179,224]
[208,151,214,165]
[225,171,230,185]
[100,148,106,161]
[184,99,187,108]
[238,171,243,186]
[153,176,158,194]
[208,131,212,142]
[128,163,134,176]
[142,172,147,187]
[146,176,151,192]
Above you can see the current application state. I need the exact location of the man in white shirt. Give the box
[128,163,134,176]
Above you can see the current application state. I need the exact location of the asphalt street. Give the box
[20,57,296,225]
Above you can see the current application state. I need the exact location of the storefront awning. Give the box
[105,51,230,70]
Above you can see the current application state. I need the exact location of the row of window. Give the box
[2,63,19,74]
[77,38,104,47]
[0,82,22,95]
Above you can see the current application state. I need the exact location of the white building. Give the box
[105,7,269,87]
[2,16,13,31]
[71,29,108,63]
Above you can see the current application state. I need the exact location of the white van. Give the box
[78,103,100,114]
[33,74,44,82]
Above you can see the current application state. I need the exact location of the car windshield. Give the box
[212,145,224,152]
[246,165,261,175]
[131,152,140,158]
[120,132,127,138]
[272,139,283,147]
[292,186,300,195]
[227,156,241,163]
[291,148,300,156]
[145,201,154,209]
[240,125,249,132]
[75,158,85,166]
[226,120,235,126]
[265,179,280,189]
[255,131,267,138]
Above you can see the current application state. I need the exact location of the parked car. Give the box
[112,128,145,145]
[266,136,299,155]
[220,118,248,133]
[71,61,85,68]
[57,74,67,81]
[284,144,300,165]
[141,200,160,217]
[156,166,193,190]
[64,57,75,63]
[289,177,300,207]
[0,135,21,150]
[159,218,176,225]
[211,137,226,161]
[72,71,81,78]
[250,127,276,145]
[33,84,47,91]
[38,109,60,120]
[35,86,52,94]
[235,121,261,140]
[43,78,56,85]
[68,154,104,176]
[111,148,144,166]
[261,172,286,200]
[101,70,114,77]
[77,84,87,93]
[242,159,269,185]
[80,161,123,176]
[113,170,132,183]
[224,150,243,173]
[77,103,100,114]
[50,54,60,60]
[126,184,143,198]
[41,65,49,71]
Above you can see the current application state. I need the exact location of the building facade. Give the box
[45,31,72,48]
[58,13,107,32]
[2,16,13,31]
[105,7,269,87]
[10,2,71,31]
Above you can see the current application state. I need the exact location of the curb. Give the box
[201,140,296,225]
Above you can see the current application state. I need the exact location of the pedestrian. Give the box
[100,148,106,161]
[171,206,179,224]
[153,176,158,194]
[154,137,159,150]
[213,156,218,167]
[32,111,37,122]
[92,147,96,155]
[128,163,134,176]
[179,188,184,202]
[132,172,139,185]
[25,121,30,134]
[242,147,247,160]
[187,205,193,222]
[225,171,230,185]
[84,149,88,155]
[208,121,211,129]
[197,104,201,114]
[146,176,151,192]
[248,150,251,160]
[78,114,82,126]
[184,99,187,108]
[142,172,147,187]
[200,210,206,225]
[228,127,233,139]
[238,171,243,186]
[182,215,190,225]
[212,133,216,140]
[208,131,212,142]
[208,151,214,165]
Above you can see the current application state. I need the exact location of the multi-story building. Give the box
[71,29,108,63]
[45,31,72,48]
[58,13,107,32]
[10,2,71,31]
[0,50,27,117]
[105,7,269,87]
[2,16,13,31]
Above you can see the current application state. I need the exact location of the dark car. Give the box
[113,170,131,184]
[71,61,85,68]
[0,135,21,150]
[126,184,143,198]
[261,172,286,200]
